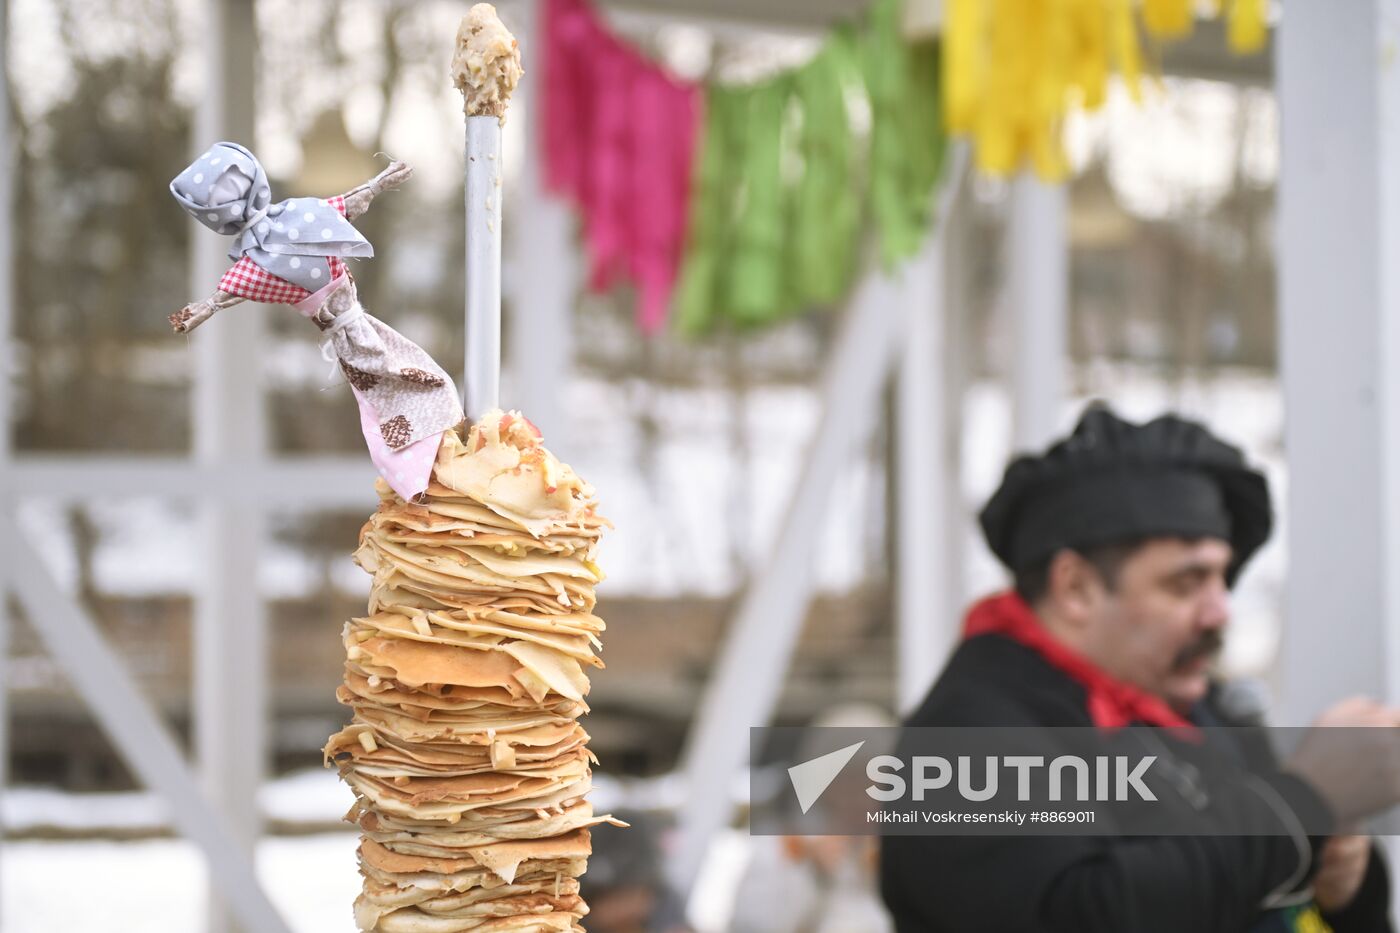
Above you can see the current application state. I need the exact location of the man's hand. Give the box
[1313,834,1371,913]
[1286,697,1400,825]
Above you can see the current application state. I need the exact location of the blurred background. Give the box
[0,0,1382,930]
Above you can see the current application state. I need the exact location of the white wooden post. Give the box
[502,0,576,447]
[1276,0,1400,723]
[1007,174,1068,452]
[1278,9,1400,896]
[191,3,266,931]
[0,0,14,909]
[941,169,973,617]
[895,201,958,713]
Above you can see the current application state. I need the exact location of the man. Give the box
[881,406,1397,932]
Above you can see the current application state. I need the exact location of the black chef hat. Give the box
[979,405,1273,586]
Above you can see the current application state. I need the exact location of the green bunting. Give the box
[865,1,946,267]
[727,79,788,327]
[790,31,861,308]
[675,0,946,336]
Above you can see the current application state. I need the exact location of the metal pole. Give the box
[465,116,503,419]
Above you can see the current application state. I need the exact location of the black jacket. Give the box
[879,633,1392,933]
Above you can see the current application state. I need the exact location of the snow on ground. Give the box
[2,828,757,933]
[3,767,353,834]
[4,833,361,933]
[3,770,362,931]
[1,768,754,932]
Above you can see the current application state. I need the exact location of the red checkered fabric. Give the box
[217,196,350,305]
[219,257,310,304]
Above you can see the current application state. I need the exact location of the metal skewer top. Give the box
[452,3,523,420]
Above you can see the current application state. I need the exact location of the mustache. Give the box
[1173,630,1224,670]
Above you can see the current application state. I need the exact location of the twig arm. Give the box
[171,289,246,334]
[340,160,413,221]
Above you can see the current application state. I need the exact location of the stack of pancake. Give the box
[325,410,620,932]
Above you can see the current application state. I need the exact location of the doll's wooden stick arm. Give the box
[340,160,413,221]
[170,289,246,334]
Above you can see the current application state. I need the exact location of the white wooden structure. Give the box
[1275,0,1400,724]
[0,0,1386,926]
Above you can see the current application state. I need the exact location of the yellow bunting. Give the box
[944,0,1270,178]
[1143,0,1193,38]
[1228,0,1268,54]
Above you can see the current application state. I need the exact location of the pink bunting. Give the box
[543,0,702,335]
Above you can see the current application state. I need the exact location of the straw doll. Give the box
[169,142,463,501]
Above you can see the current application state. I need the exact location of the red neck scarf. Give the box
[963,591,1194,730]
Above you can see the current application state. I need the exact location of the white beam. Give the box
[5,457,379,504]
[894,201,956,714]
[1007,174,1068,452]
[191,3,263,931]
[503,0,577,449]
[668,266,906,894]
[941,169,974,616]
[0,0,13,911]
[1,517,291,933]
[1277,0,1400,723]
[0,0,10,466]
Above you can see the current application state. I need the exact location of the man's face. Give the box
[1080,537,1233,712]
